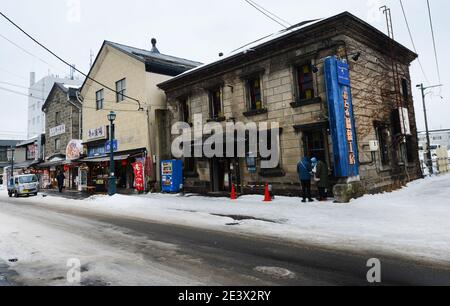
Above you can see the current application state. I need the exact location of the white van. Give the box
[8,174,39,197]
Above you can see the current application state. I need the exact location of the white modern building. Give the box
[418,129,450,150]
[27,72,83,138]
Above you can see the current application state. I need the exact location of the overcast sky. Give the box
[0,0,448,139]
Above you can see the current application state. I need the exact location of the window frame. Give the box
[116,78,126,102]
[295,61,316,102]
[245,75,264,112]
[55,111,60,125]
[376,125,391,167]
[180,98,191,124]
[55,138,61,151]
[208,87,223,120]
[401,78,409,106]
[96,89,104,111]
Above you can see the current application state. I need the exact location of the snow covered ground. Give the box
[1,174,450,266]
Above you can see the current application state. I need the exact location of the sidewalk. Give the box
[40,189,91,200]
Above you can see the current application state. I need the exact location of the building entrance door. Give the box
[303,129,327,162]
[211,158,241,193]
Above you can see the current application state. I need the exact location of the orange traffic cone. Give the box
[230,184,237,200]
[263,183,272,202]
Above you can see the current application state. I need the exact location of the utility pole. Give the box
[417,83,443,175]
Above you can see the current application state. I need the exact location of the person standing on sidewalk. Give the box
[56,171,65,193]
[297,156,314,203]
[311,157,329,201]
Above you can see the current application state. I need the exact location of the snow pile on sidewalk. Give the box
[1,175,450,264]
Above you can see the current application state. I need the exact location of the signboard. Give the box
[337,61,350,86]
[27,144,37,160]
[324,56,359,178]
[50,124,66,137]
[87,126,106,141]
[132,162,145,191]
[88,145,106,158]
[66,140,83,160]
[399,107,411,136]
[105,140,118,152]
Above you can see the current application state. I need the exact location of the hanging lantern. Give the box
[121,160,127,167]
[64,165,70,172]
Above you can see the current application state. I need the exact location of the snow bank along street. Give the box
[1,174,450,269]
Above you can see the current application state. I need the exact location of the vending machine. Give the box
[161,160,183,193]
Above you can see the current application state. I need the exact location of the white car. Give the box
[8,174,39,198]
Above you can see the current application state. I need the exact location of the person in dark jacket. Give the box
[297,156,314,203]
[312,157,329,201]
[56,171,65,193]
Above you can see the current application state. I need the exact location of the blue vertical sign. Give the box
[324,56,359,178]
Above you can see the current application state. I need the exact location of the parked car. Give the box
[7,174,39,197]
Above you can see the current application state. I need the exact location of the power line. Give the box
[426,0,442,85]
[244,0,289,29]
[246,0,292,27]
[0,80,139,107]
[0,86,43,100]
[398,0,430,84]
[0,11,143,111]
[0,67,28,81]
[0,80,46,94]
[0,85,141,112]
[0,33,65,74]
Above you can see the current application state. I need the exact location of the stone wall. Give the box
[44,87,81,159]
[164,33,421,196]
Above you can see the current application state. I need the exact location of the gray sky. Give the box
[0,0,448,139]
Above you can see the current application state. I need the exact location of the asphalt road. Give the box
[0,196,449,286]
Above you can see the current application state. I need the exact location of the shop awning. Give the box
[7,160,39,169]
[81,155,130,163]
[37,159,71,168]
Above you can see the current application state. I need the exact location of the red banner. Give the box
[132,162,145,191]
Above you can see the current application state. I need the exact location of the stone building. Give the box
[40,83,82,189]
[158,12,422,201]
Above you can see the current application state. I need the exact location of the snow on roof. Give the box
[159,18,323,85]
[61,84,80,90]
[105,41,203,69]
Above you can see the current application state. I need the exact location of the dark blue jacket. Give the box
[297,158,312,181]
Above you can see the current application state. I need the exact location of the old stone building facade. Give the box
[40,83,82,189]
[158,12,422,200]
[42,83,82,159]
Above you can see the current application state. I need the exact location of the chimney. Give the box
[151,38,160,54]
[30,72,36,87]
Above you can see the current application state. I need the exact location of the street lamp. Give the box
[416,83,443,176]
[107,111,117,196]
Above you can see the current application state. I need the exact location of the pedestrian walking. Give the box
[311,157,329,201]
[56,171,65,193]
[297,156,314,203]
